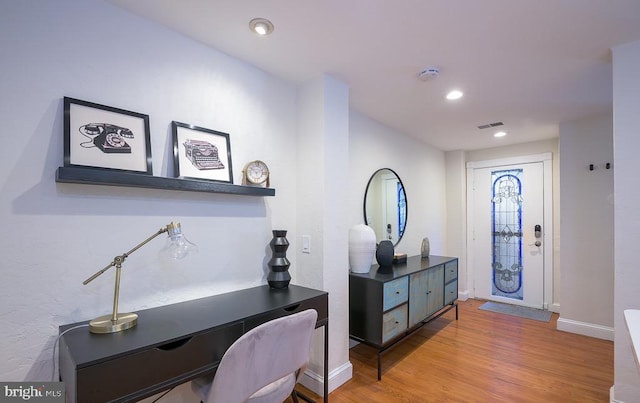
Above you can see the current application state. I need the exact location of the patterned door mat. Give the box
[479,301,552,322]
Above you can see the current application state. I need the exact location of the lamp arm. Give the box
[82,227,168,285]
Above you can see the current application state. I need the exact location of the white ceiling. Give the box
[108,0,640,151]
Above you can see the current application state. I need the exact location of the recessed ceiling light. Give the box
[249,18,274,36]
[446,90,463,100]
[494,131,507,138]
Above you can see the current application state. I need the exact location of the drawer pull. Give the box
[284,303,301,312]
[396,291,400,294]
[157,337,192,351]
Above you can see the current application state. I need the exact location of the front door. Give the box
[467,154,552,309]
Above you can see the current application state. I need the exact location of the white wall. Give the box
[445,150,468,298]
[296,75,352,393]
[612,39,640,402]
[0,1,317,399]
[557,114,614,340]
[348,111,447,258]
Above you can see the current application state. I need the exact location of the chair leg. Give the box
[292,389,316,403]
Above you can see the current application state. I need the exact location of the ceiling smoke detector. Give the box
[418,67,439,81]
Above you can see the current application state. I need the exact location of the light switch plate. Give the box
[302,235,311,253]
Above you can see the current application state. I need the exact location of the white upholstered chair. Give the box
[191,309,318,403]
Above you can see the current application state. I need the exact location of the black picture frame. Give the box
[172,121,233,183]
[63,97,152,175]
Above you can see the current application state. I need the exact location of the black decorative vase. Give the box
[268,230,291,289]
[376,240,394,272]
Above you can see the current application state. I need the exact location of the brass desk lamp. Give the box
[82,221,197,334]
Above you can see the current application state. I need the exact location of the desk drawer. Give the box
[244,293,328,332]
[74,322,243,403]
[383,277,409,311]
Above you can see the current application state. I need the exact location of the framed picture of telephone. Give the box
[172,121,233,183]
[63,97,153,174]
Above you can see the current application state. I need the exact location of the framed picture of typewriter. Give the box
[63,97,152,174]
[171,121,233,183]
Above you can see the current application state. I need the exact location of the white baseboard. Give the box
[556,317,614,341]
[299,360,353,396]
[610,385,626,403]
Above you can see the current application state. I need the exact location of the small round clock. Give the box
[244,160,270,186]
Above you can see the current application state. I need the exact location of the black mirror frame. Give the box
[363,168,408,247]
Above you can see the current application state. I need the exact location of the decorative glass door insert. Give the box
[397,182,406,239]
[491,169,523,300]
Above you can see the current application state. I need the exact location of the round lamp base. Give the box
[89,312,138,334]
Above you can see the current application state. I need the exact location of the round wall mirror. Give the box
[363,168,408,247]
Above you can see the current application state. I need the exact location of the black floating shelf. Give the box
[56,166,275,196]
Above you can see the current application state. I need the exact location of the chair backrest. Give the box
[206,309,318,403]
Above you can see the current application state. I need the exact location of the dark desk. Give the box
[59,285,329,403]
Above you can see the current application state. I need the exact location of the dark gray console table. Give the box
[59,285,328,402]
[349,255,458,379]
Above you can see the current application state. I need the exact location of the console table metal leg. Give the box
[377,350,382,381]
[456,303,459,320]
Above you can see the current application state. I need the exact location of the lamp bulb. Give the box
[161,222,198,260]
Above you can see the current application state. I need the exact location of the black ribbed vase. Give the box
[268,230,291,289]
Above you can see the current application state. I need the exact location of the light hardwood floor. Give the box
[293,298,614,402]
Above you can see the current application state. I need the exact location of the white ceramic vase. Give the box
[349,224,377,274]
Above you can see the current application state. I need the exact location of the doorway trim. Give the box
[466,153,553,310]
